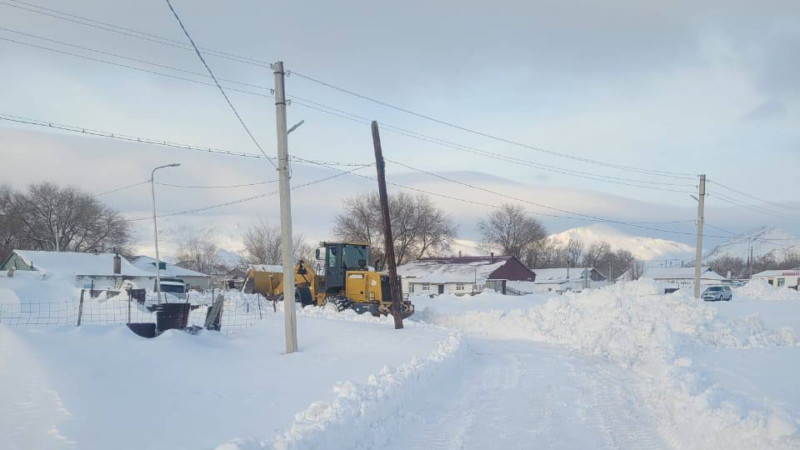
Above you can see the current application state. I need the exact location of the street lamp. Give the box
[150,163,181,303]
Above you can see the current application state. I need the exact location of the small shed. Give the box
[0,250,154,290]
[397,255,535,296]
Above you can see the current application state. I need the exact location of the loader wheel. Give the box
[327,296,352,312]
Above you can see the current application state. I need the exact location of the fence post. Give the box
[257,294,263,320]
[127,294,132,324]
[77,289,85,326]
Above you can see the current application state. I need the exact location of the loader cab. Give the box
[317,242,369,292]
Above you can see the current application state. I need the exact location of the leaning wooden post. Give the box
[77,289,85,326]
[371,121,403,330]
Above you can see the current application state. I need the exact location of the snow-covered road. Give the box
[375,338,666,450]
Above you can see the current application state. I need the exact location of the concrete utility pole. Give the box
[273,61,298,353]
[371,121,404,330]
[693,174,706,299]
[150,163,180,303]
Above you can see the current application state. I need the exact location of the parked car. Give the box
[702,285,732,302]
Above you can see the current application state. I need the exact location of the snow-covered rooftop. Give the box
[9,250,153,277]
[131,256,210,278]
[248,264,283,273]
[642,267,725,280]
[531,267,600,284]
[751,269,800,278]
[397,257,509,284]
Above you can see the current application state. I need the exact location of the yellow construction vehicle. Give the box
[242,241,414,318]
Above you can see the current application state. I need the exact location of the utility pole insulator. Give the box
[274,60,298,353]
[371,121,403,330]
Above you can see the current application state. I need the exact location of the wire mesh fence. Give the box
[0,289,278,335]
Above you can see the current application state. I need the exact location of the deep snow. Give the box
[0,312,454,450]
[2,275,800,450]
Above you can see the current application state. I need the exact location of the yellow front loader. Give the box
[242,241,414,318]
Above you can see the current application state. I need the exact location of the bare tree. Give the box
[583,241,612,268]
[478,203,546,260]
[174,229,222,275]
[561,239,585,268]
[241,219,314,266]
[628,260,646,280]
[0,182,131,259]
[334,192,456,266]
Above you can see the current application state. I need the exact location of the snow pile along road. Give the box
[734,278,800,301]
[417,281,800,450]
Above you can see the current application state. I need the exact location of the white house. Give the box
[397,255,536,296]
[624,266,727,293]
[131,256,212,290]
[1,250,154,290]
[751,269,800,290]
[519,267,609,294]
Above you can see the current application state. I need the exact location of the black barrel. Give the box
[127,323,157,338]
[153,303,191,332]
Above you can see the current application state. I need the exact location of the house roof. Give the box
[397,256,511,284]
[751,269,800,278]
[9,250,153,277]
[131,256,210,278]
[642,267,725,280]
[248,264,283,273]
[531,267,603,284]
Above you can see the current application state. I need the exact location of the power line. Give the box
[92,180,149,197]
[297,157,746,240]
[0,25,694,193]
[289,71,696,180]
[126,164,372,222]
[156,180,278,189]
[709,179,800,212]
[2,0,695,180]
[0,0,273,68]
[708,191,800,222]
[0,30,691,191]
[0,113,268,159]
[0,27,274,92]
[384,157,704,232]
[0,35,275,100]
[287,99,696,193]
[161,0,277,170]
[0,112,374,169]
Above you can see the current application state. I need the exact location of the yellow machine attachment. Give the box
[242,242,414,318]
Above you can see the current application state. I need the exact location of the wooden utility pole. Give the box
[371,121,403,330]
[274,61,298,353]
[693,174,706,299]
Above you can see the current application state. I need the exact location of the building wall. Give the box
[408,282,479,296]
[488,257,536,281]
[1,253,33,271]
[752,273,800,288]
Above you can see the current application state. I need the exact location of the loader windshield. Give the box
[342,245,369,270]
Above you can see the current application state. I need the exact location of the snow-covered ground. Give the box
[2,274,799,449]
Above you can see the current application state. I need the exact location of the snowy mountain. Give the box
[704,226,799,261]
[549,224,694,261]
[216,248,244,269]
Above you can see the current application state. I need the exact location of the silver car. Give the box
[702,285,732,302]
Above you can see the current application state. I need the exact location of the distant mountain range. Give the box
[549,224,694,261]
[704,226,799,262]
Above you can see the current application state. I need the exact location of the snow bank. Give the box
[268,334,461,450]
[0,313,453,450]
[417,280,800,450]
[735,279,800,301]
[0,271,80,305]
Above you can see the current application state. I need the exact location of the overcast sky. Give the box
[1,0,798,257]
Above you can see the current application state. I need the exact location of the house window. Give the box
[777,278,786,287]
[421,284,429,291]
[456,283,464,290]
